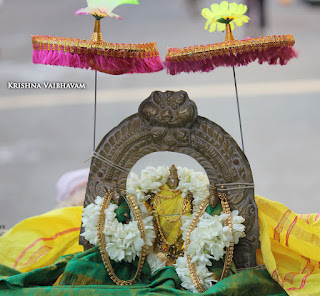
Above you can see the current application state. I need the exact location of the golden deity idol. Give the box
[146,165,194,265]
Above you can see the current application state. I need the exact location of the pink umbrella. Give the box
[31,0,164,150]
[165,1,297,152]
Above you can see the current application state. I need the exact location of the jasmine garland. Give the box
[81,196,155,263]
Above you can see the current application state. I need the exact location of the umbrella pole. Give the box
[91,19,101,152]
[232,66,245,153]
[93,70,98,152]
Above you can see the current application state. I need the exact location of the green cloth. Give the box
[0,247,287,295]
[0,254,75,289]
[0,201,287,295]
[115,200,130,223]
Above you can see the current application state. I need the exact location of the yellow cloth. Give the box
[256,195,320,296]
[0,207,83,272]
[153,184,191,246]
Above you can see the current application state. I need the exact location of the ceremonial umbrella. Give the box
[165,1,297,152]
[31,0,164,150]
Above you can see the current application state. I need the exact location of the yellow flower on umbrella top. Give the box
[202,1,250,33]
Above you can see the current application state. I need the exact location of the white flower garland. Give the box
[175,256,215,293]
[81,196,156,263]
[176,210,245,292]
[81,166,246,293]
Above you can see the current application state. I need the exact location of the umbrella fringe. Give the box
[165,35,298,75]
[32,35,164,74]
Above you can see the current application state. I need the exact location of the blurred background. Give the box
[0,0,319,229]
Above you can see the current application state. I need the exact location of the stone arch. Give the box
[82,90,259,269]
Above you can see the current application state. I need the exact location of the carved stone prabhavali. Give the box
[81,90,259,269]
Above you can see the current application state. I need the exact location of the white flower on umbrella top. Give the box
[75,0,139,20]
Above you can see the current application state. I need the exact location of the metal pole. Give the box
[232,67,245,153]
[93,70,97,152]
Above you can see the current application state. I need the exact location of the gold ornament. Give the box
[97,191,147,286]
[184,188,235,293]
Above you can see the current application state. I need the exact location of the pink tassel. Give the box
[72,53,81,68]
[131,55,164,74]
[79,54,90,69]
[57,51,66,66]
[144,56,164,73]
[65,50,74,67]
[50,50,60,66]
[37,50,45,64]
[43,50,53,65]
[32,49,40,64]
[93,54,133,74]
